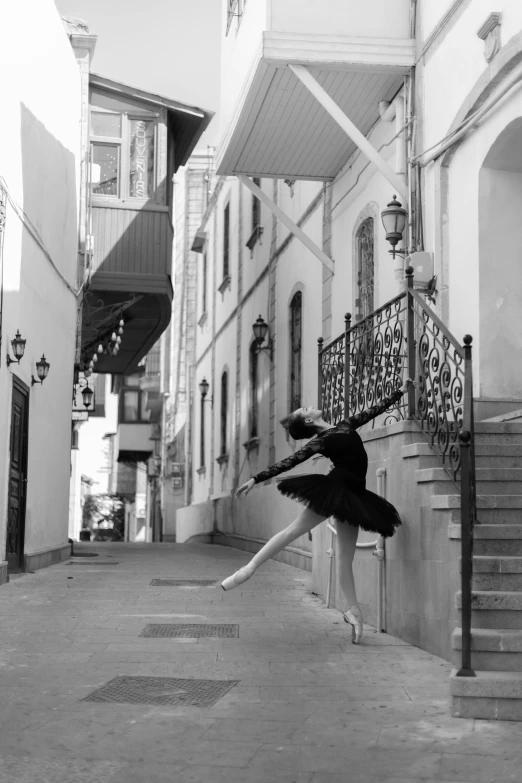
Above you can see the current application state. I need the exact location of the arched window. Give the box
[289,291,302,411]
[220,371,228,456]
[249,343,259,439]
[356,218,374,321]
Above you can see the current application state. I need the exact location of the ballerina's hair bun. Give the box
[284,412,312,441]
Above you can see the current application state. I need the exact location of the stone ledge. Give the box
[453,627,522,652]
[24,543,71,573]
[450,668,522,699]
[435,495,522,510]
[456,590,522,611]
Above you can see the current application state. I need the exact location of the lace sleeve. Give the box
[347,388,404,430]
[253,438,323,484]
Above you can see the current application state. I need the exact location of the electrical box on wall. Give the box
[409,252,434,285]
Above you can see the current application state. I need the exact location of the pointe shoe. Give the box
[221,563,256,591]
[343,605,363,644]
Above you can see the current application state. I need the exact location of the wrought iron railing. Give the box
[318,266,477,677]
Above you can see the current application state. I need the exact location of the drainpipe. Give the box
[325,521,336,608]
[373,468,387,632]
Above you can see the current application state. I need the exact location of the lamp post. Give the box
[6,330,27,367]
[252,315,273,360]
[199,377,212,471]
[381,195,407,258]
[31,355,50,386]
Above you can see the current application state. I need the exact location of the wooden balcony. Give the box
[82,205,173,375]
[117,422,154,463]
[218,0,415,180]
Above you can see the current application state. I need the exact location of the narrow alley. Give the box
[0,542,521,783]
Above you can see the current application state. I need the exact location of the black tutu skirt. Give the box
[276,468,401,538]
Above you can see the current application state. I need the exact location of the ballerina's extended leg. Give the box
[221,507,325,590]
[335,520,363,643]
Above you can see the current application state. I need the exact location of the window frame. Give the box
[119,377,152,424]
[289,291,303,412]
[220,371,228,457]
[89,91,162,206]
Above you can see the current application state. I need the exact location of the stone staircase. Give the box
[424,422,522,720]
[403,422,522,719]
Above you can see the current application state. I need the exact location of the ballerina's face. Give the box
[294,406,323,424]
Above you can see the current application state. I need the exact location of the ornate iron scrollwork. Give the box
[319,333,345,424]
[413,299,465,481]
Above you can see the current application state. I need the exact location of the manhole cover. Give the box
[149,578,217,587]
[83,676,239,707]
[67,562,119,566]
[140,624,239,638]
[71,553,99,558]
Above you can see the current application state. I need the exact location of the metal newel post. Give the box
[457,427,475,677]
[317,337,324,410]
[344,313,351,420]
[405,265,416,418]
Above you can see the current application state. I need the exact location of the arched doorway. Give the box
[479,118,522,407]
[355,217,374,322]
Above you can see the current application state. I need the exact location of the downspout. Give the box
[373,468,387,633]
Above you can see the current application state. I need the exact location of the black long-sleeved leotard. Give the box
[252,388,404,486]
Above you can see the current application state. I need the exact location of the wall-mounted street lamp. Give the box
[252,315,273,360]
[199,377,213,407]
[81,385,94,409]
[6,330,26,367]
[31,354,50,386]
[381,195,407,259]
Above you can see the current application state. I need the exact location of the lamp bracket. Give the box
[31,375,43,387]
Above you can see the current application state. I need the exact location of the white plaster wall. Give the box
[0,1,81,558]
[270,0,411,38]
[220,0,269,139]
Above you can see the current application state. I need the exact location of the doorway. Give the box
[7,378,29,572]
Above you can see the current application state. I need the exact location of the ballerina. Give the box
[221,379,414,643]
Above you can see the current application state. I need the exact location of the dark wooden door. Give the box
[7,381,29,572]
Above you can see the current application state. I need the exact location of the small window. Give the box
[202,252,208,314]
[289,292,303,411]
[252,177,261,231]
[122,390,139,422]
[220,371,228,456]
[356,218,375,321]
[91,143,120,197]
[223,203,230,280]
[89,89,159,203]
[121,376,152,423]
[249,344,259,439]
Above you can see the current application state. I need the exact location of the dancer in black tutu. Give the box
[221,379,414,643]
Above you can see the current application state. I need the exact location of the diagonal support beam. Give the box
[289,64,408,206]
[237,174,334,274]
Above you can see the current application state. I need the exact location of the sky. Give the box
[55,0,222,147]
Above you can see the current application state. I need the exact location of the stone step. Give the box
[446,508,522,525]
[434,495,522,514]
[473,573,522,591]
[402,442,522,469]
[475,433,522,445]
[451,669,522,719]
[450,524,522,556]
[473,556,522,573]
[457,590,522,629]
[417,468,522,495]
[452,628,522,671]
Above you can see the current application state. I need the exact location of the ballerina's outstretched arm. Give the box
[236,438,323,497]
[347,378,413,430]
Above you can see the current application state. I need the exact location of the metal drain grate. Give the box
[82,676,239,707]
[67,561,119,566]
[71,552,99,558]
[149,578,217,587]
[140,623,239,639]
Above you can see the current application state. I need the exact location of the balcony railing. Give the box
[318,267,477,677]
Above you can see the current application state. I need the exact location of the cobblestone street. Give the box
[0,543,520,782]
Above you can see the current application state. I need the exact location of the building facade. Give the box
[166,0,522,718]
[0,5,212,580]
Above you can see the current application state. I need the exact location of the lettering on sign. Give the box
[130,120,154,199]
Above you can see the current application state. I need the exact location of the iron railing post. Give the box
[405,265,416,418]
[457,334,476,677]
[317,337,324,410]
[344,313,351,419]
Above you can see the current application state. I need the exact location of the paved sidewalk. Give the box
[0,542,521,783]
